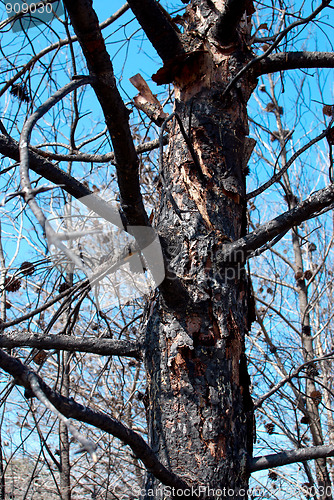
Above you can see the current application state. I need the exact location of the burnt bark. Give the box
[213,0,248,45]
[143,3,255,497]
[255,51,334,76]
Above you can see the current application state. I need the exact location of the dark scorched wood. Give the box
[143,2,255,497]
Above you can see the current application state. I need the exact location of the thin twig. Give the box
[247,116,334,200]
[0,349,190,491]
[19,76,94,269]
[222,0,331,99]
[28,372,98,462]
[254,351,334,409]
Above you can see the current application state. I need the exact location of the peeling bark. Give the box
[143,2,255,497]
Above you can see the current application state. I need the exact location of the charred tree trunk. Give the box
[144,3,256,497]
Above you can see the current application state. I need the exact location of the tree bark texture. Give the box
[144,2,256,497]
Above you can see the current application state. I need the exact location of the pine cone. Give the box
[268,470,278,481]
[59,282,71,293]
[265,422,275,434]
[20,261,35,276]
[10,83,30,103]
[4,276,21,292]
[310,390,322,406]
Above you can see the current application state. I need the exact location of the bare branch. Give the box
[28,372,98,463]
[0,349,190,491]
[19,77,95,269]
[222,0,331,98]
[0,133,187,309]
[0,134,128,228]
[247,116,334,200]
[221,184,334,263]
[249,445,334,473]
[126,0,185,62]
[0,281,87,329]
[0,332,142,358]
[63,0,149,228]
[254,351,334,409]
[213,0,247,45]
[27,136,168,163]
[19,77,93,222]
[0,3,130,100]
[255,51,334,77]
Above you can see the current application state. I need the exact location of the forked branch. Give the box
[222,0,332,97]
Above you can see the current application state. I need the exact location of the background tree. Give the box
[0,1,334,499]
[248,70,334,499]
